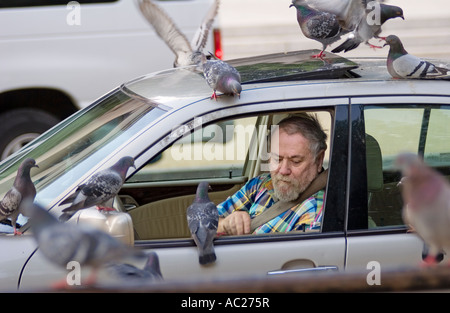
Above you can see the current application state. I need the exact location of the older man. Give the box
[217,114,327,235]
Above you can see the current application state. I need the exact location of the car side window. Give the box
[125,111,332,241]
[364,105,450,229]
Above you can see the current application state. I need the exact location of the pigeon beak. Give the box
[34,164,39,169]
[289,4,294,8]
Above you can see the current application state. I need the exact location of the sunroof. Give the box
[228,50,359,84]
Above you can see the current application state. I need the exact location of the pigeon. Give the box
[384,35,450,79]
[290,0,347,59]
[186,181,219,265]
[59,156,135,222]
[23,201,152,287]
[105,251,163,284]
[0,158,38,235]
[138,0,220,68]
[395,153,450,265]
[332,3,404,53]
[202,53,242,100]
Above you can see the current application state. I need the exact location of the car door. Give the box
[346,96,450,272]
[129,98,349,281]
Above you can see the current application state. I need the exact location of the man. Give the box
[217,113,327,235]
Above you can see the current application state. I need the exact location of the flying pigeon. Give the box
[138,0,220,68]
[290,0,347,59]
[0,158,38,235]
[395,153,450,265]
[23,201,151,287]
[186,182,219,265]
[384,35,450,79]
[332,3,404,53]
[202,54,242,100]
[59,156,135,222]
[105,251,163,284]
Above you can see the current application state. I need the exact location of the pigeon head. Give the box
[384,35,407,52]
[19,158,39,175]
[112,156,136,178]
[21,200,57,232]
[380,4,404,23]
[394,152,422,177]
[225,78,242,97]
[196,181,212,201]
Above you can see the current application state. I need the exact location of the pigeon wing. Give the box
[0,187,21,218]
[138,0,192,62]
[191,0,220,52]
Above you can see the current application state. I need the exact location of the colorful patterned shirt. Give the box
[217,173,324,234]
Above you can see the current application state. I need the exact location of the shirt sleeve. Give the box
[216,175,267,217]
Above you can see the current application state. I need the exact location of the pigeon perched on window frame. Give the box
[59,156,135,222]
[138,0,220,68]
[0,158,38,235]
[187,182,219,265]
[384,35,450,79]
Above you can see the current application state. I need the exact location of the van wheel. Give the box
[0,109,60,159]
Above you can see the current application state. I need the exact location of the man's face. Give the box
[269,129,324,202]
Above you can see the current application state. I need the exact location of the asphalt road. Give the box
[218,0,450,61]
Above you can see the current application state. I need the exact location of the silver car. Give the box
[1,50,449,291]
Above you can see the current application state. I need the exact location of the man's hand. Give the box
[218,211,251,235]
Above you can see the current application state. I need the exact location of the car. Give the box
[0,49,449,291]
[0,0,221,159]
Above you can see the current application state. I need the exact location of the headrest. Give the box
[366,134,383,192]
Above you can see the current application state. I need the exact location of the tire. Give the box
[0,108,60,159]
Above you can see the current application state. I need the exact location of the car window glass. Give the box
[364,105,450,229]
[126,110,332,241]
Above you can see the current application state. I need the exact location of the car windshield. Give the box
[0,88,167,210]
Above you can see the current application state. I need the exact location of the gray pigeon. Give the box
[384,35,450,79]
[138,0,220,68]
[23,201,151,286]
[187,182,219,265]
[290,0,346,59]
[332,3,404,53]
[202,54,242,100]
[396,153,450,265]
[105,251,163,284]
[59,156,135,222]
[0,158,38,235]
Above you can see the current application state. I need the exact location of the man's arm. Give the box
[217,211,251,235]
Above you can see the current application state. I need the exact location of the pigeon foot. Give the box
[97,206,116,212]
[311,51,326,60]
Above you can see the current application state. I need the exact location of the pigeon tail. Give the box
[199,251,216,265]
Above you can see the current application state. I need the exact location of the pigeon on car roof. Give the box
[290,0,348,59]
[0,158,38,235]
[332,3,404,53]
[384,35,450,79]
[59,156,135,222]
[202,53,242,100]
[396,153,450,265]
[186,182,219,265]
[138,0,220,68]
[23,201,155,287]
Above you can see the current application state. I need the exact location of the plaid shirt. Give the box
[217,173,324,234]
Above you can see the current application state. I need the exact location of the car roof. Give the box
[122,49,450,111]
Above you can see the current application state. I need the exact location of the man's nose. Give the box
[278,159,291,175]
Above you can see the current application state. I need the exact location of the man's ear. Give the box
[315,149,325,172]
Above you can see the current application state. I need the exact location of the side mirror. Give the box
[70,208,134,246]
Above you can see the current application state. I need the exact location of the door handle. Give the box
[267,266,338,275]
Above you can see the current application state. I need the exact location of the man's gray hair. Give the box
[274,113,328,158]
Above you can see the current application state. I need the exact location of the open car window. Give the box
[124,110,332,241]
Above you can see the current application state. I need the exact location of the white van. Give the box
[0,0,221,159]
